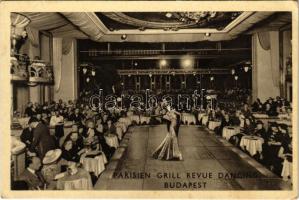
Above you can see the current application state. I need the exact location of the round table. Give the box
[119,117,131,127]
[140,116,151,124]
[202,115,209,126]
[198,113,205,122]
[240,136,264,156]
[208,120,221,130]
[80,152,107,177]
[129,115,140,124]
[222,126,240,140]
[105,134,119,148]
[56,168,93,190]
[18,117,30,129]
[116,122,127,133]
[116,127,123,140]
[181,113,196,125]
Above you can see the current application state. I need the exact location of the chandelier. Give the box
[166,12,217,23]
[165,12,241,25]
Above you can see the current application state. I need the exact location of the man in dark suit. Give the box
[20,126,33,149]
[29,117,56,159]
[19,156,46,190]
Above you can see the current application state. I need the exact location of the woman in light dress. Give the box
[152,105,183,161]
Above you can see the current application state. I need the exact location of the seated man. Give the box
[19,156,47,190]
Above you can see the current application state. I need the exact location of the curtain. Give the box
[269,31,280,87]
[257,31,270,51]
[26,27,39,48]
[62,38,73,55]
[53,38,62,92]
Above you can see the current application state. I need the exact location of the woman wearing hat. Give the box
[41,149,65,183]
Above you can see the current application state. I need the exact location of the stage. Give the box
[95,125,291,190]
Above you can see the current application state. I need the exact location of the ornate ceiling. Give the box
[18,12,290,42]
[96,12,242,31]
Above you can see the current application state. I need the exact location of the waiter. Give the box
[29,117,56,159]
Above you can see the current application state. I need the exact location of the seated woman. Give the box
[215,113,232,136]
[61,139,80,163]
[64,131,84,155]
[82,120,115,160]
[95,117,104,135]
[41,149,66,184]
[104,118,117,137]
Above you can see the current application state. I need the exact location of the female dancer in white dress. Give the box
[152,106,183,161]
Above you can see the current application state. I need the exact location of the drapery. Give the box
[257,31,270,50]
[269,31,280,87]
[26,27,39,48]
[62,38,73,55]
[52,38,62,92]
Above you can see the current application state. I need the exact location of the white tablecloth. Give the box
[105,135,119,148]
[198,113,205,122]
[140,116,151,124]
[18,117,30,128]
[281,159,292,181]
[57,168,93,190]
[129,115,140,124]
[253,113,269,118]
[115,127,123,140]
[240,136,264,156]
[202,115,209,126]
[222,126,240,140]
[80,153,107,177]
[181,113,196,125]
[116,122,127,133]
[208,120,221,130]
[119,117,131,127]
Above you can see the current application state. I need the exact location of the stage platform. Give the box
[95,125,291,190]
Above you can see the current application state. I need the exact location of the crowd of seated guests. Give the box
[13,94,292,189]
[196,97,292,182]
[15,99,139,190]
[251,96,291,116]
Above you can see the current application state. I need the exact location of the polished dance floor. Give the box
[95,125,291,190]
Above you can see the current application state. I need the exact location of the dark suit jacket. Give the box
[19,169,46,190]
[20,127,33,148]
[31,123,56,159]
[104,124,117,136]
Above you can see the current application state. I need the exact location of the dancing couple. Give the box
[152,104,183,161]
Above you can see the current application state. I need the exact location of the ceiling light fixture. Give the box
[205,32,211,37]
[121,34,127,40]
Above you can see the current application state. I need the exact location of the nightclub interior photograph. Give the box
[9,11,293,191]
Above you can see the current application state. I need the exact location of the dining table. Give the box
[222,126,240,140]
[208,120,221,131]
[80,152,107,177]
[56,168,93,190]
[240,135,264,156]
[181,113,196,125]
[105,134,119,149]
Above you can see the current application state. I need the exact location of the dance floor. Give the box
[95,125,291,190]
